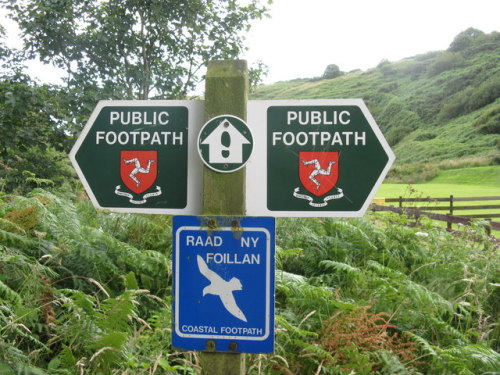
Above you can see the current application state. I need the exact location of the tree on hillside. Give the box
[5,0,270,100]
[448,27,485,52]
[322,64,343,79]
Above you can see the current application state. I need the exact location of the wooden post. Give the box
[199,60,248,374]
[448,195,454,231]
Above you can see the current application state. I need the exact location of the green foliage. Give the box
[438,77,500,120]
[430,345,500,374]
[377,97,421,134]
[0,189,184,373]
[449,28,486,52]
[0,72,79,194]
[427,51,465,76]
[1,188,499,373]
[252,29,500,181]
[271,214,499,373]
[6,0,270,100]
[473,103,500,134]
[0,146,76,194]
[386,125,414,146]
[0,74,72,155]
[322,64,344,79]
[249,60,269,92]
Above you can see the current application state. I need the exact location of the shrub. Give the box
[427,51,465,77]
[319,306,422,372]
[322,64,343,79]
[414,132,437,141]
[0,146,76,194]
[438,77,500,120]
[377,97,421,133]
[401,60,428,79]
[378,82,398,93]
[472,104,500,134]
[448,27,485,52]
[386,125,413,146]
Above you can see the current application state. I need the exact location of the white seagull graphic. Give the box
[197,255,247,322]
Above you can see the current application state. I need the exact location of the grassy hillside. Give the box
[252,28,500,182]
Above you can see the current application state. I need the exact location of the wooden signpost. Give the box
[70,59,394,375]
[199,60,249,374]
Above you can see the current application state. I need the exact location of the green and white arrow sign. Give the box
[69,100,204,214]
[246,99,395,217]
[70,99,393,218]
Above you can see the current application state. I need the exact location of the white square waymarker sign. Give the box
[172,216,275,353]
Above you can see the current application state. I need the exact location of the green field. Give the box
[376,183,500,198]
[376,165,500,198]
[374,166,500,235]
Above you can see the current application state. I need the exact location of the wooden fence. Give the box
[370,196,500,233]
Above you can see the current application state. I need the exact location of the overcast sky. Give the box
[242,0,500,83]
[1,0,499,86]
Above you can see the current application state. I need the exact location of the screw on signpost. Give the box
[198,60,248,374]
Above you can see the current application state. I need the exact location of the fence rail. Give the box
[371,195,500,233]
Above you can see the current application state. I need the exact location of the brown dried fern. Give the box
[318,306,422,370]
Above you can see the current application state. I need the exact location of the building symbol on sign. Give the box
[201,119,250,163]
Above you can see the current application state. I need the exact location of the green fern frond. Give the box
[0,280,22,305]
[435,344,500,373]
[427,316,468,344]
[0,228,37,248]
[403,280,454,315]
[89,332,127,369]
[58,289,98,318]
[403,331,437,357]
[52,344,77,369]
[0,218,26,235]
[276,315,318,341]
[377,350,415,375]
[100,291,136,333]
[320,260,360,274]
[0,305,49,350]
[293,337,335,363]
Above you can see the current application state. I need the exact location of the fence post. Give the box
[447,195,454,231]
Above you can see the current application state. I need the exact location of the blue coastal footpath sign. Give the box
[172,216,275,353]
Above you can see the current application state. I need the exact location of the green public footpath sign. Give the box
[71,99,394,217]
[69,101,203,214]
[246,99,395,217]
